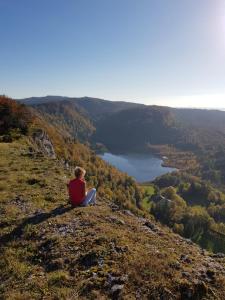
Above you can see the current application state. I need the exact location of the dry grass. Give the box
[1,139,225,299]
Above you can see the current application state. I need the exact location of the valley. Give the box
[19,95,225,189]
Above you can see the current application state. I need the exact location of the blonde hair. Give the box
[74,166,86,178]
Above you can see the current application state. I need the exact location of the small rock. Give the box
[200,249,207,256]
[110,204,120,211]
[184,238,193,245]
[12,196,30,212]
[110,284,124,299]
[169,261,181,270]
[182,271,191,278]
[123,210,134,216]
[98,257,104,267]
[180,254,192,264]
[138,217,147,223]
[110,242,129,254]
[144,221,158,232]
[212,253,225,259]
[79,252,104,269]
[106,216,125,225]
[135,288,142,299]
[206,269,215,279]
[56,224,74,235]
[108,274,128,285]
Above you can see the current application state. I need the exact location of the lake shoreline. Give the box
[146,144,199,172]
[99,152,177,183]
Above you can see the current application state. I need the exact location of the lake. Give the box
[99,152,176,182]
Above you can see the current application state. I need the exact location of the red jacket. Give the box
[68,178,85,206]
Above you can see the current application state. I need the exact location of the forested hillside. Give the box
[150,172,225,253]
[33,101,95,142]
[93,106,180,152]
[2,96,225,299]
[173,108,225,132]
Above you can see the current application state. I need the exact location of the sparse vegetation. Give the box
[2,97,225,298]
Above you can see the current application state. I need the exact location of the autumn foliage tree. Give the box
[0,96,32,135]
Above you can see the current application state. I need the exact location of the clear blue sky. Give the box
[1,0,225,108]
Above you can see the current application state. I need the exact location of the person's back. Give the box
[68,166,96,207]
[68,177,85,206]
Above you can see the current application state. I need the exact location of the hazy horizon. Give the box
[15,94,225,111]
[1,0,225,109]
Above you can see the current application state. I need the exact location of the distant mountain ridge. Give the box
[17,95,225,143]
[17,95,225,124]
[17,95,225,137]
[17,96,144,119]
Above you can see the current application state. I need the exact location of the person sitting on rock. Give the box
[68,166,96,207]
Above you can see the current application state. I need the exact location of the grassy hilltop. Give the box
[1,96,225,299]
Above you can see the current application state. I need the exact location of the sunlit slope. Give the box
[1,140,225,299]
[1,97,225,299]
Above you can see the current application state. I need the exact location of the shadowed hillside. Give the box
[93,106,180,152]
[173,108,225,133]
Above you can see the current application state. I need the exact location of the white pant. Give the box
[82,188,96,206]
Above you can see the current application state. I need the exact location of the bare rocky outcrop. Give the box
[32,129,56,158]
